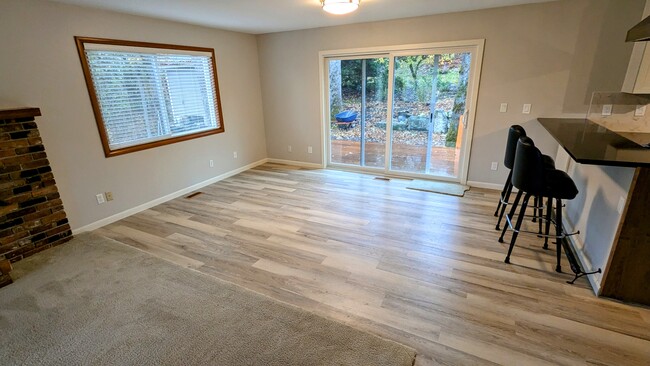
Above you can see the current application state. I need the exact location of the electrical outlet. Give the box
[288,145,292,153]
[233,151,238,159]
[209,159,214,167]
[635,105,646,117]
[308,146,313,154]
[491,162,498,171]
[104,192,113,201]
[602,104,613,116]
[96,193,105,205]
[499,103,508,113]
[617,196,626,214]
[522,104,531,114]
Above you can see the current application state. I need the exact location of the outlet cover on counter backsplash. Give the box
[587,92,650,148]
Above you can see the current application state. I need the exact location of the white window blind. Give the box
[83,47,221,150]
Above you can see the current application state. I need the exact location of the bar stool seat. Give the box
[494,125,555,231]
[544,170,578,200]
[498,136,579,273]
[542,155,556,169]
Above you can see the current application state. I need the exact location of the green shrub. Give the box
[446,120,458,147]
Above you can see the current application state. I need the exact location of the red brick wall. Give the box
[0,108,72,262]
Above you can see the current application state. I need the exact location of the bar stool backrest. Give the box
[512,136,545,194]
[505,125,526,170]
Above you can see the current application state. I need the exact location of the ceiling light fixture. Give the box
[321,0,360,15]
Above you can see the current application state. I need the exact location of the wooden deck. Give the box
[331,140,460,177]
[96,164,650,366]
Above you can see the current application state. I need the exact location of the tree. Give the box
[338,58,388,100]
[429,54,441,117]
[447,53,471,147]
[404,56,426,94]
[397,55,443,102]
[329,60,343,119]
[367,58,388,101]
[452,53,471,116]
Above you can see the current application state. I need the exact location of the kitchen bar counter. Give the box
[538,118,650,306]
[537,118,650,167]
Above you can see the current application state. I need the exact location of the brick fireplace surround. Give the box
[0,107,72,287]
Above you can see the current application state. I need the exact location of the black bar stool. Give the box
[498,137,579,272]
[494,125,555,231]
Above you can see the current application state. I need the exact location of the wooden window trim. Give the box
[74,36,225,157]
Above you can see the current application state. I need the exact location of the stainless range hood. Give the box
[627,15,650,42]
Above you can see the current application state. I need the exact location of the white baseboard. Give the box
[467,180,503,191]
[562,216,601,295]
[72,158,269,234]
[266,158,324,169]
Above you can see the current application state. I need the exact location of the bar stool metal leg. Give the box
[499,190,522,243]
[496,180,514,231]
[495,170,512,217]
[555,198,563,273]
[505,193,532,264]
[544,196,553,250]
[536,196,544,234]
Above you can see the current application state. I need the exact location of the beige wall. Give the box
[0,0,268,230]
[257,0,643,185]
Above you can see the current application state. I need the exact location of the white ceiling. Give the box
[48,0,556,34]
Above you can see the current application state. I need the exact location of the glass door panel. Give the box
[390,52,472,179]
[328,57,389,168]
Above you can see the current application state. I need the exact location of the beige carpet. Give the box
[0,234,416,366]
[407,180,470,197]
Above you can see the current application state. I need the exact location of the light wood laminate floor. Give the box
[96,163,650,366]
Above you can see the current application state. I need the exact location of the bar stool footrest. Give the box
[561,240,601,285]
[500,195,545,210]
[504,215,579,239]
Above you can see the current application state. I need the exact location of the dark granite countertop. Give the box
[537,118,650,167]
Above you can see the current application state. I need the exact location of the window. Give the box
[75,37,225,157]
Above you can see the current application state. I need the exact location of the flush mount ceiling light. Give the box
[321,0,360,15]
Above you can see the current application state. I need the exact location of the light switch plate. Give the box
[602,104,613,116]
[500,103,508,113]
[635,105,646,117]
[522,104,531,114]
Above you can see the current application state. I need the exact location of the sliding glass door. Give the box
[324,41,482,183]
[390,51,472,178]
[328,56,389,168]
